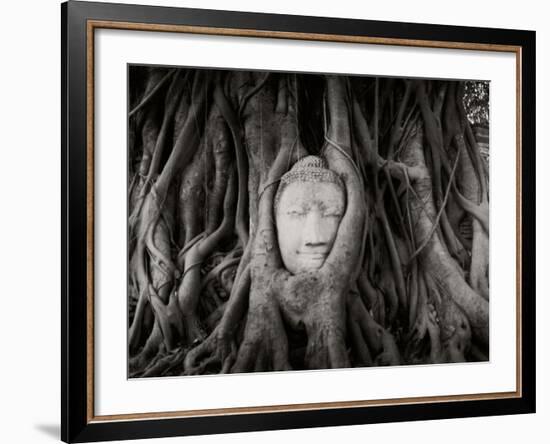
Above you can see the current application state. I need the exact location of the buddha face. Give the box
[275,181,345,274]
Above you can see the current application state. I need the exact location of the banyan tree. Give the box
[127,66,489,377]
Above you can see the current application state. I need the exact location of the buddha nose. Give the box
[303,210,324,246]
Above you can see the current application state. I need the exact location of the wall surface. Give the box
[0,0,546,443]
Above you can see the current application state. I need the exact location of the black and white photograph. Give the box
[127,67,490,377]
[1,0,544,442]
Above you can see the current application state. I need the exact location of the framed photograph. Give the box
[61,1,535,442]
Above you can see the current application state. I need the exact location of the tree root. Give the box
[346,292,400,366]
[128,70,490,376]
[184,264,252,374]
[231,292,292,373]
[401,124,488,346]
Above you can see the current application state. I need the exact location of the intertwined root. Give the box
[406,302,442,364]
[129,68,490,376]
[184,260,252,374]
[184,325,239,374]
[347,293,401,367]
[231,303,292,373]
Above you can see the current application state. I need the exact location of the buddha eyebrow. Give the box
[318,202,344,212]
[286,202,309,211]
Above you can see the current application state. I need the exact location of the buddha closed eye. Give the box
[286,203,343,218]
[274,156,346,274]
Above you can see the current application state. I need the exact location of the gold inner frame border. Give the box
[85,19,523,423]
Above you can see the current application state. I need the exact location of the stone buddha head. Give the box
[274,155,346,274]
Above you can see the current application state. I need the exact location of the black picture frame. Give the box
[61,1,536,442]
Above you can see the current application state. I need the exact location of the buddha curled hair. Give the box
[274,155,345,211]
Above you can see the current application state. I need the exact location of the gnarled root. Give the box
[184,264,252,374]
[304,321,348,369]
[183,323,239,375]
[406,301,442,364]
[140,347,187,378]
[231,283,292,373]
[346,292,401,366]
[401,124,488,346]
[431,280,472,363]
[275,269,349,369]
[129,321,164,376]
